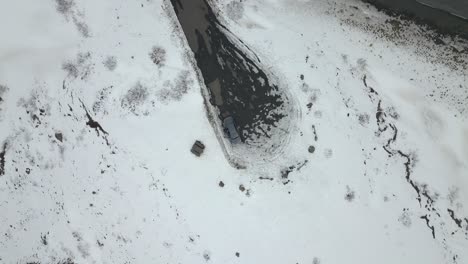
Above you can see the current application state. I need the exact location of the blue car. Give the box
[223,116,241,144]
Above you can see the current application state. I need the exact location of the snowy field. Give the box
[0,0,467,263]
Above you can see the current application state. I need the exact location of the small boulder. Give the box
[191,140,205,157]
[55,132,63,142]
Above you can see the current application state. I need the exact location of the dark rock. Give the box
[191,140,205,157]
[239,184,245,192]
[55,132,63,142]
[308,145,315,153]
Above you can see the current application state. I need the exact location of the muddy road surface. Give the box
[170,0,288,144]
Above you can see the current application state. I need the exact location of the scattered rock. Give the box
[40,233,48,245]
[97,240,104,247]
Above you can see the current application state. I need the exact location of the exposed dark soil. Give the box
[362,0,468,39]
[79,99,110,146]
[421,214,436,238]
[170,0,286,142]
[0,142,6,176]
[448,209,463,228]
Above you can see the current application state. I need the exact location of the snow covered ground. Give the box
[0,0,467,263]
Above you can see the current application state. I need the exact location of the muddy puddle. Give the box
[170,0,288,144]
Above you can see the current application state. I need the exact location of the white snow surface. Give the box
[0,0,467,263]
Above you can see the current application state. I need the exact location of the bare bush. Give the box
[0,85,8,103]
[358,113,370,125]
[447,186,459,205]
[62,62,79,78]
[172,70,191,99]
[149,46,166,67]
[55,0,75,15]
[157,70,192,102]
[103,56,117,71]
[73,17,90,38]
[55,0,90,38]
[344,186,355,202]
[121,82,149,114]
[62,52,93,79]
[92,86,112,114]
[398,209,412,227]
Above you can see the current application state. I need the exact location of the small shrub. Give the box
[358,113,370,125]
[0,85,8,103]
[149,46,166,67]
[62,62,79,78]
[56,0,75,15]
[157,70,192,102]
[73,17,90,38]
[62,52,92,79]
[103,56,117,71]
[121,82,149,114]
[344,186,355,202]
[398,210,412,227]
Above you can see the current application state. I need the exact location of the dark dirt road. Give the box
[170,0,287,143]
